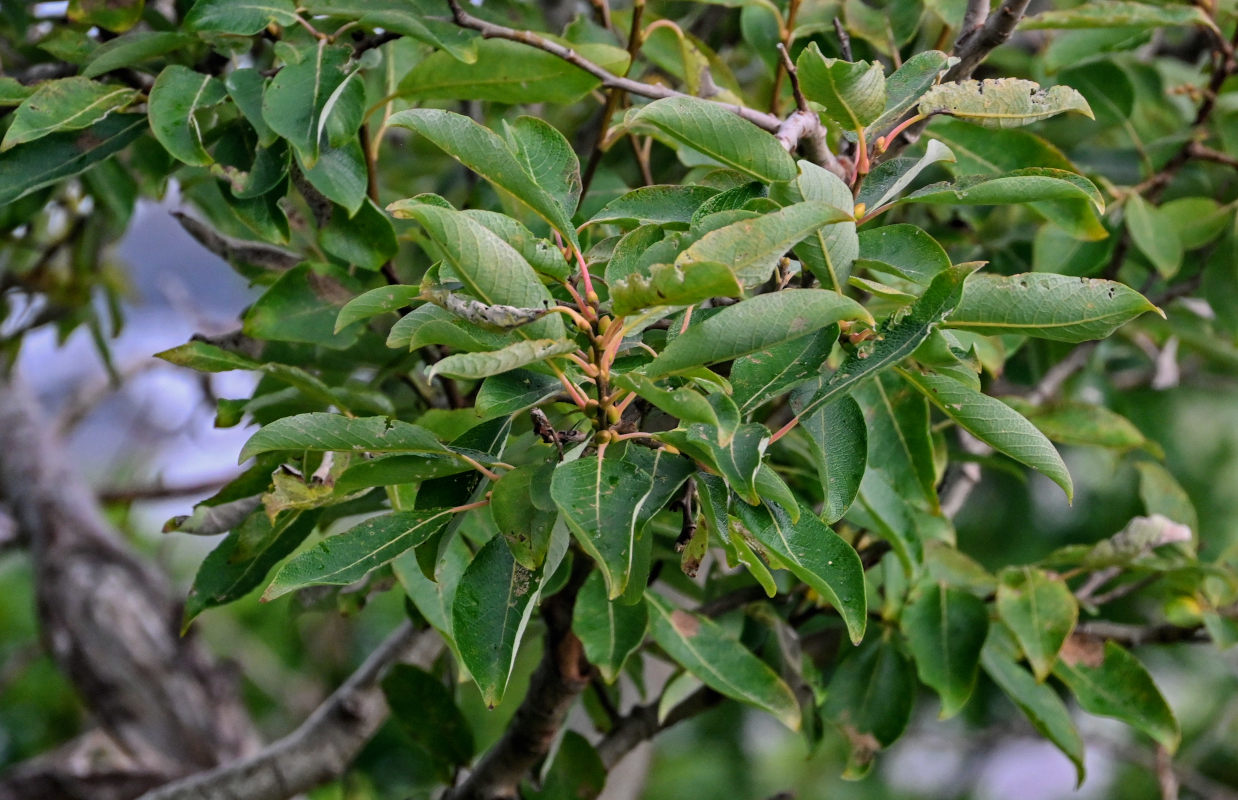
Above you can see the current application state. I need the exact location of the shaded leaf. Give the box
[795,44,886,130]
[573,571,648,683]
[590,185,720,226]
[0,113,145,205]
[2,77,138,151]
[901,581,989,717]
[383,665,474,781]
[996,567,1077,681]
[770,161,858,291]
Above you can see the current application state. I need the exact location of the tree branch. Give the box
[0,376,259,789]
[1075,621,1210,646]
[945,0,1033,81]
[595,688,721,770]
[136,623,440,800]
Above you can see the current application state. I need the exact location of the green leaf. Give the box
[334,285,420,333]
[644,289,870,378]
[185,0,298,35]
[387,304,507,353]
[184,510,316,625]
[390,202,563,340]
[262,42,350,165]
[749,504,867,644]
[610,260,743,316]
[646,592,801,730]
[1125,194,1183,278]
[981,627,1085,784]
[676,200,855,287]
[400,37,629,105]
[82,31,196,78]
[926,117,1075,175]
[1135,462,1199,536]
[503,116,581,218]
[302,1,478,63]
[429,339,577,381]
[69,0,143,32]
[801,395,867,524]
[730,326,837,416]
[262,509,454,599]
[611,373,720,429]
[0,113,146,206]
[659,423,768,504]
[2,77,138,151]
[996,567,1077,681]
[856,372,938,512]
[901,581,989,718]
[551,455,663,599]
[155,340,260,372]
[899,369,1073,502]
[792,263,976,424]
[464,210,571,281]
[475,370,562,419]
[573,571,648,683]
[225,68,275,146]
[243,263,365,349]
[946,273,1160,342]
[856,224,951,286]
[490,464,558,570]
[320,198,398,271]
[823,633,916,773]
[0,78,34,108]
[628,96,797,183]
[1022,1,1212,30]
[1015,402,1153,452]
[147,66,228,166]
[527,732,606,800]
[453,535,540,707]
[389,111,578,248]
[795,44,886,131]
[1053,638,1180,753]
[870,50,951,136]
[383,664,474,781]
[239,413,450,463]
[900,168,1104,212]
[857,139,956,211]
[769,161,858,291]
[918,79,1094,128]
[590,185,721,227]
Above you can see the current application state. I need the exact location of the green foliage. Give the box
[5,0,1238,796]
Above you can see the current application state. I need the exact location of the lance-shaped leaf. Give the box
[901,168,1104,213]
[387,304,508,353]
[644,289,870,378]
[857,139,956,211]
[627,96,797,183]
[0,78,34,107]
[184,510,316,625]
[918,79,1094,128]
[731,326,837,416]
[453,536,540,707]
[610,261,742,316]
[770,161,858,291]
[334,285,421,333]
[150,67,229,165]
[611,373,720,428]
[239,413,450,462]
[856,371,938,512]
[429,338,577,381]
[675,201,856,287]
[589,185,720,227]
[749,503,867,643]
[870,50,951,136]
[490,464,557,570]
[658,422,769,504]
[551,457,658,599]
[0,112,145,205]
[899,369,1073,502]
[1013,401,1153,452]
[901,581,989,718]
[2,77,137,151]
[1022,1,1212,30]
[856,224,951,286]
[156,340,261,373]
[646,593,801,730]
[82,30,196,77]
[302,1,478,63]
[1126,194,1182,278]
[1053,636,1180,753]
[184,0,298,34]
[388,110,578,247]
[475,370,562,419]
[573,571,648,683]
[982,627,1085,784]
[795,44,885,131]
[464,210,570,281]
[792,263,977,423]
[945,273,1160,342]
[801,394,867,523]
[996,567,1077,682]
[391,203,563,340]
[262,509,455,599]
[503,116,581,218]
[401,37,629,105]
